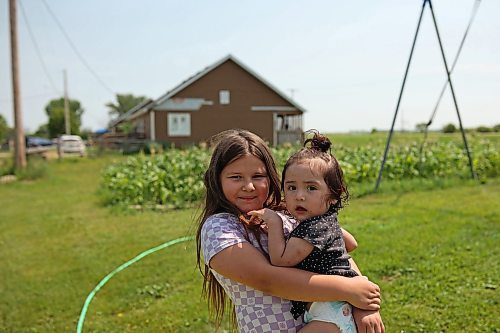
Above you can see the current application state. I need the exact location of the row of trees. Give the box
[441,123,500,133]
[1,93,147,142]
[415,122,500,134]
[28,94,147,139]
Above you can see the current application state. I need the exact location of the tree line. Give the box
[415,122,500,134]
[1,98,499,143]
[0,93,146,141]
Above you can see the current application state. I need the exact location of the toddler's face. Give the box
[284,162,332,221]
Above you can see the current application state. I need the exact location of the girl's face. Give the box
[283,161,333,221]
[220,154,270,213]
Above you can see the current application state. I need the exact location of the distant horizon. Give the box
[18,124,499,138]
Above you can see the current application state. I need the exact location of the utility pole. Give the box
[9,0,26,169]
[64,69,70,134]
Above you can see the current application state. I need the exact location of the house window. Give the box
[136,119,145,134]
[168,113,191,136]
[219,90,230,105]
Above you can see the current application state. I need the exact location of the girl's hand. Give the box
[352,308,385,333]
[247,208,282,226]
[346,276,381,310]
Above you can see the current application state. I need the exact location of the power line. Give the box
[18,0,60,95]
[40,0,115,95]
[0,91,59,103]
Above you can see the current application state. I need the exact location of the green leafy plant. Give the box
[101,147,209,208]
[100,138,499,209]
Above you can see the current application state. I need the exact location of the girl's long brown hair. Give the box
[195,129,282,329]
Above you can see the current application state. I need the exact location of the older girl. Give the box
[195,129,383,333]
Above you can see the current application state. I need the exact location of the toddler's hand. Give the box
[238,214,263,227]
[352,308,385,333]
[247,208,282,226]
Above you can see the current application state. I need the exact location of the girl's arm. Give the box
[342,227,358,252]
[209,241,381,310]
[248,208,313,266]
[350,258,361,275]
[347,251,385,332]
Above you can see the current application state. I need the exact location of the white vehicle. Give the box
[58,135,86,157]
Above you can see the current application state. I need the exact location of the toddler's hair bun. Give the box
[310,136,331,152]
[304,130,331,153]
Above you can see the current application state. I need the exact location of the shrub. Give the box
[0,157,14,177]
[442,123,457,133]
[15,157,48,180]
[476,126,492,133]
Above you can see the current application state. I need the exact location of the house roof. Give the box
[155,54,307,113]
[109,55,306,128]
[108,98,154,128]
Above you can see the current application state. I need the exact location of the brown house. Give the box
[109,55,305,146]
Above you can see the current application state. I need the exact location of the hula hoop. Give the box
[76,236,194,333]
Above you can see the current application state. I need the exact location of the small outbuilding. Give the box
[109,54,305,146]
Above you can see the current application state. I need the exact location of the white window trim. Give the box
[219,90,230,105]
[168,113,191,137]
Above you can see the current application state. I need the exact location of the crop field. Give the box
[0,132,498,332]
[100,132,499,209]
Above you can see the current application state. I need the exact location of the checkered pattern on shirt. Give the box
[202,212,304,332]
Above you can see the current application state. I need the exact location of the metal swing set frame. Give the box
[375,0,481,190]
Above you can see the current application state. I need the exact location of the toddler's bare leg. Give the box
[299,321,340,333]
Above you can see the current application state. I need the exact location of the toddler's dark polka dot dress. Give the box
[288,206,358,319]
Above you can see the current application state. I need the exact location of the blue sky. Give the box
[1,0,498,133]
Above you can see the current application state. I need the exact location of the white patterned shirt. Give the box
[201,212,304,333]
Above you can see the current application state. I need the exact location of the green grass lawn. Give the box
[0,154,499,332]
